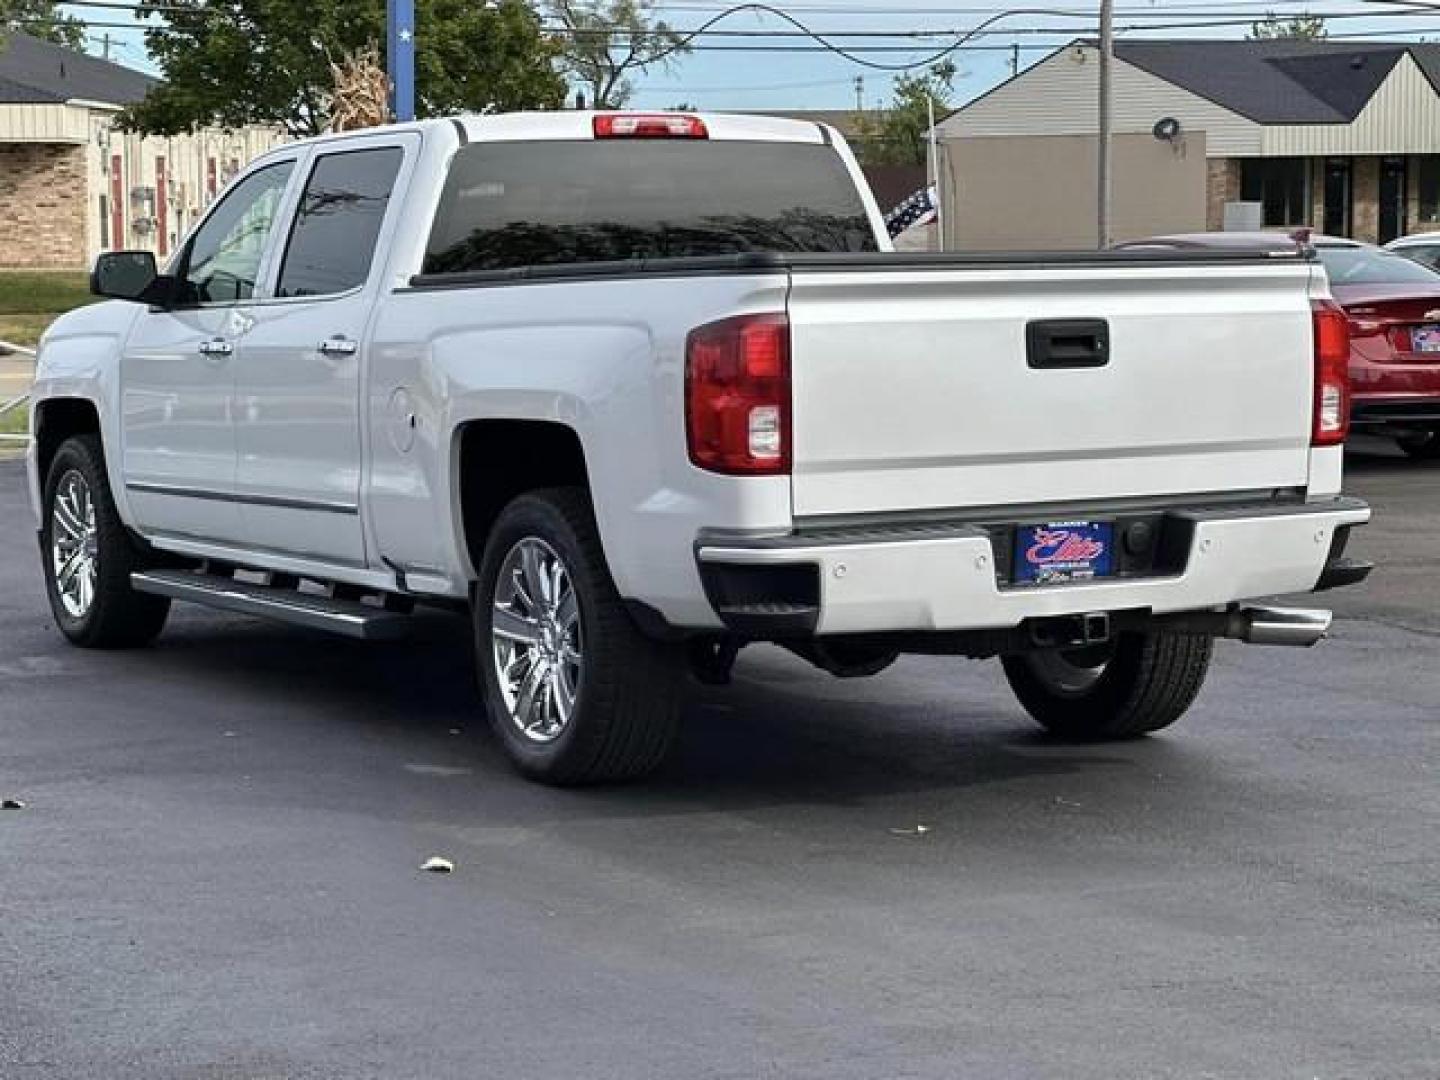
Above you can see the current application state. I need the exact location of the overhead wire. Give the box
[15,1,1440,75]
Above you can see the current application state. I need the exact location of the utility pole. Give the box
[853,75,864,113]
[1010,43,1020,77]
[387,0,416,123]
[1097,0,1114,250]
[100,33,113,61]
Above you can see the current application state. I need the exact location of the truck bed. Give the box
[410,247,1323,520]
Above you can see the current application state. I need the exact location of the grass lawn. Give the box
[0,400,27,438]
[0,271,89,450]
[0,270,94,348]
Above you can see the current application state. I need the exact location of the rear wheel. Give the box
[41,435,170,648]
[474,487,683,785]
[1396,425,1440,460]
[1001,631,1213,740]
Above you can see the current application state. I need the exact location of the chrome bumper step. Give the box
[132,570,412,641]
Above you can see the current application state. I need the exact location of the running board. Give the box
[131,570,412,641]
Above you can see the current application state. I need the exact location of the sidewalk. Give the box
[1,353,34,459]
[1,352,35,402]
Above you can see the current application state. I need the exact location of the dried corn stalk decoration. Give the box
[329,45,391,132]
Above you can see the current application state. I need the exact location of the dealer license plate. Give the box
[1013,521,1115,585]
[1412,324,1440,353]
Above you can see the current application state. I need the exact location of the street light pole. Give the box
[1097,0,1114,250]
[387,0,416,123]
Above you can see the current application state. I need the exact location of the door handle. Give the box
[198,338,233,358]
[318,337,359,357]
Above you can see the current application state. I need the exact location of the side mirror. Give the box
[90,251,181,307]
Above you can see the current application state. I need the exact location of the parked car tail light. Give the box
[1312,299,1351,446]
[686,313,791,475]
[593,114,709,140]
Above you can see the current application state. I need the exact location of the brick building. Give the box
[933,39,1440,250]
[0,33,284,270]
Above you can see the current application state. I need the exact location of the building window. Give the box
[1418,157,1440,229]
[1241,158,1312,228]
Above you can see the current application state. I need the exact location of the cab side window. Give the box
[180,161,295,305]
[276,147,404,298]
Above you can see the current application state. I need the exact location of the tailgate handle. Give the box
[1026,319,1110,370]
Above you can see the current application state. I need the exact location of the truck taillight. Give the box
[686,313,791,476]
[593,114,708,140]
[1312,299,1351,447]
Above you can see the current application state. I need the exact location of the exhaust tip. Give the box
[1239,606,1333,648]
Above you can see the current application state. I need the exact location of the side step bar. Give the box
[132,570,412,641]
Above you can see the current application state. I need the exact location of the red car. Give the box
[1120,232,1440,460]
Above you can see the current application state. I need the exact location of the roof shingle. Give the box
[1113,39,1440,125]
[0,31,156,106]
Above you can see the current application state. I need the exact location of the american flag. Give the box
[885,186,939,238]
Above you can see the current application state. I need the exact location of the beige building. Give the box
[0,33,285,270]
[935,39,1440,250]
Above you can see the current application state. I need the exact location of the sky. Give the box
[56,0,1440,113]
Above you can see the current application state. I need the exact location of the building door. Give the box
[1380,157,1408,244]
[1324,158,1352,238]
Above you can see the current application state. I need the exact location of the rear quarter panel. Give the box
[364,274,791,624]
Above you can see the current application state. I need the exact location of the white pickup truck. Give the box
[28,111,1373,784]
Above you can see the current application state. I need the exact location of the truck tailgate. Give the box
[786,258,1320,519]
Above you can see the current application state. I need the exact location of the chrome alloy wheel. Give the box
[491,537,583,744]
[1024,643,1114,698]
[50,469,99,619]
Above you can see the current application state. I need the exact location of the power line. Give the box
[645,0,1420,12]
[52,0,1440,33]
[25,13,1440,37]
[18,3,1440,71]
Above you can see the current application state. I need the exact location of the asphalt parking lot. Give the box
[1,443,1437,1080]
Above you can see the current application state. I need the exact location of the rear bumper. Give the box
[695,497,1371,638]
[1351,396,1440,426]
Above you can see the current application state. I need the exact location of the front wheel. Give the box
[41,435,170,648]
[474,487,683,785]
[1001,632,1213,740]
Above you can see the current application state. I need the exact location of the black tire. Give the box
[1001,632,1213,740]
[1396,425,1440,460]
[41,435,170,649]
[474,487,683,785]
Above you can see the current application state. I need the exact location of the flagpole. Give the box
[388,0,416,123]
[928,92,944,252]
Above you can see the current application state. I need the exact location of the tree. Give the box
[547,0,689,110]
[1248,12,1328,40]
[330,46,390,132]
[121,0,567,138]
[855,62,957,168]
[0,0,85,48]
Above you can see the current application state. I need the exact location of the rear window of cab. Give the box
[422,139,879,275]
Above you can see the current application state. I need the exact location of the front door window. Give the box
[178,161,295,305]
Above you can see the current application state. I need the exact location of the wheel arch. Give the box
[33,396,101,489]
[453,418,593,578]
